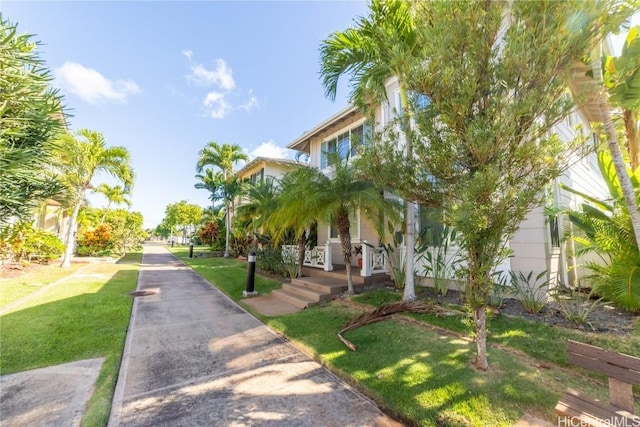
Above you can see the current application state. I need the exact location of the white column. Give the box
[324,241,333,271]
[361,240,371,277]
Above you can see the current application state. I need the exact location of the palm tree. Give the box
[280,153,392,294]
[56,129,133,267]
[319,0,420,300]
[591,42,640,249]
[235,177,281,241]
[196,142,248,257]
[195,168,220,221]
[94,183,131,224]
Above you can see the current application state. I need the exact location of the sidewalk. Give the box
[109,244,402,427]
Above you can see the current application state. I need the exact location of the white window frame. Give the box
[328,210,361,243]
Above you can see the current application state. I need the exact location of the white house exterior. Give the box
[287,72,609,290]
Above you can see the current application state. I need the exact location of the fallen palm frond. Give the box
[338,300,463,351]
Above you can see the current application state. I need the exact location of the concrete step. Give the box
[271,288,319,309]
[301,267,366,284]
[281,283,331,302]
[290,277,348,295]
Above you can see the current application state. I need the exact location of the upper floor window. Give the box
[321,123,371,168]
[249,168,264,184]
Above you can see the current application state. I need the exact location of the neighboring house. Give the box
[287,71,609,290]
[231,156,302,221]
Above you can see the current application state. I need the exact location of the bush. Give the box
[0,222,64,263]
[77,225,113,256]
[198,221,220,247]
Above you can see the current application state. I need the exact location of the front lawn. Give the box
[0,252,142,427]
[174,250,640,426]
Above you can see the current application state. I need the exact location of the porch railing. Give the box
[282,241,333,272]
[360,240,387,277]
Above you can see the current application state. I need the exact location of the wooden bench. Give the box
[555,340,640,427]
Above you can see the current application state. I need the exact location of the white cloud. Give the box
[187,59,235,90]
[239,90,259,112]
[182,50,193,60]
[55,61,140,104]
[250,140,289,160]
[203,90,231,119]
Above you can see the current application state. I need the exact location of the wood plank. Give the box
[555,389,640,427]
[568,340,640,372]
[568,351,640,384]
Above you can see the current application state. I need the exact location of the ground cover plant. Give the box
[0,252,141,426]
[174,252,640,425]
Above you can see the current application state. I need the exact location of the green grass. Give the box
[354,290,640,364]
[169,247,283,304]
[0,252,142,427]
[266,303,628,426]
[0,262,86,307]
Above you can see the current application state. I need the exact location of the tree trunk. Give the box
[224,203,231,257]
[297,232,306,278]
[473,306,489,371]
[398,84,417,301]
[60,192,84,268]
[624,109,639,171]
[337,213,354,294]
[100,201,111,225]
[592,50,640,249]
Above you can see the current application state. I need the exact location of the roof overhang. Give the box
[234,156,301,177]
[287,105,360,153]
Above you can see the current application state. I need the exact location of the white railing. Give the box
[360,240,387,277]
[282,241,333,271]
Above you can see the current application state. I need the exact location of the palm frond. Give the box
[338,301,463,351]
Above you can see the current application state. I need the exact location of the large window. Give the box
[321,123,371,168]
[249,168,264,184]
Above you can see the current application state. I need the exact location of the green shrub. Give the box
[509,270,549,314]
[0,222,64,263]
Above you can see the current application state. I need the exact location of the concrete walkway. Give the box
[109,244,401,427]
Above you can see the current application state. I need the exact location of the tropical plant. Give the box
[198,221,221,248]
[320,0,421,301]
[77,224,113,257]
[553,287,608,329]
[94,183,131,224]
[0,17,65,223]
[235,177,281,244]
[277,153,392,294]
[196,141,248,257]
[509,270,550,315]
[589,26,640,248]
[55,129,133,267]
[0,221,64,263]
[598,26,640,170]
[563,150,640,311]
[418,224,459,296]
[358,0,633,369]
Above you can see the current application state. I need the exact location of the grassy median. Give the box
[0,253,141,426]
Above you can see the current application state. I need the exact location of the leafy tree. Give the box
[164,201,203,244]
[563,150,640,310]
[360,0,634,369]
[0,16,65,223]
[55,129,133,267]
[196,142,248,257]
[197,221,221,248]
[94,183,131,224]
[320,0,420,301]
[280,153,392,294]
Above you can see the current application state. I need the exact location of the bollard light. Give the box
[243,251,258,297]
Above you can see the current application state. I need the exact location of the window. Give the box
[249,168,264,184]
[418,205,445,247]
[321,123,371,168]
[329,212,359,241]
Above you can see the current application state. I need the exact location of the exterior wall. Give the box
[308,115,366,169]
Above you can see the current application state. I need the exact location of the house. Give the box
[286,72,609,291]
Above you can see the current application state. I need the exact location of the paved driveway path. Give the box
[108,244,401,427]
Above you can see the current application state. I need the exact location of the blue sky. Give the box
[2,2,637,229]
[1,1,369,228]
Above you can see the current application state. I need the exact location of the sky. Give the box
[1,0,369,228]
[1,2,637,229]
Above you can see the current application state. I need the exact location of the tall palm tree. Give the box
[196,142,248,257]
[281,153,392,294]
[94,183,132,224]
[195,168,221,222]
[235,177,281,239]
[55,129,133,267]
[591,42,640,249]
[319,0,420,300]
